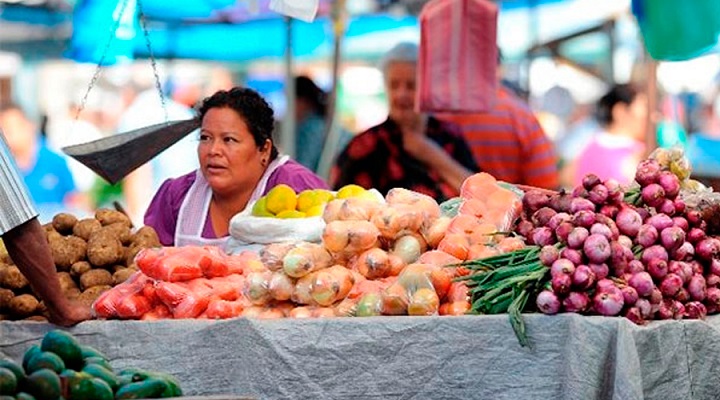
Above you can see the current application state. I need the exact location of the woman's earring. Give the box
[261,158,267,166]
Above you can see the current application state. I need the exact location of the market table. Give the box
[2,314,719,400]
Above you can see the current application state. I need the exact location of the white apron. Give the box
[174,155,290,251]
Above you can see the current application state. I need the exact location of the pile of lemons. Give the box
[251,184,369,219]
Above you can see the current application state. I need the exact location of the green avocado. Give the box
[0,367,17,396]
[40,331,83,371]
[24,369,61,400]
[26,354,64,375]
[114,378,168,400]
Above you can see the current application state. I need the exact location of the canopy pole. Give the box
[644,56,658,157]
[281,16,296,159]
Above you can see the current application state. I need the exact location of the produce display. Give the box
[251,184,366,218]
[456,148,720,345]
[0,329,182,399]
[92,174,523,320]
[0,209,161,321]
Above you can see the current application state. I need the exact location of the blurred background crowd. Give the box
[2,0,720,225]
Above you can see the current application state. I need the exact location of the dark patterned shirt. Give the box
[330,117,479,202]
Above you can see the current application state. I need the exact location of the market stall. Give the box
[2,314,720,399]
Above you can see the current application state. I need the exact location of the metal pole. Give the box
[645,57,658,157]
[281,16,296,159]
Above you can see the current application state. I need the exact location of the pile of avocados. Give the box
[0,330,182,400]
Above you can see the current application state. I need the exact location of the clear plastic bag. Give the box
[92,271,153,319]
[282,242,333,278]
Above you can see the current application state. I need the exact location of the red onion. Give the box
[647,259,668,280]
[686,209,703,226]
[660,226,686,252]
[539,245,560,266]
[624,307,644,325]
[641,245,669,264]
[628,271,655,297]
[621,285,639,305]
[617,235,634,249]
[711,259,720,276]
[561,248,583,266]
[688,274,707,301]
[594,214,620,240]
[567,227,589,249]
[675,287,690,303]
[657,170,680,199]
[657,301,674,320]
[668,261,692,284]
[599,204,620,219]
[589,263,609,280]
[706,273,720,288]
[635,206,651,222]
[707,304,718,315]
[592,290,625,316]
[672,300,686,320]
[658,199,676,216]
[673,198,686,214]
[636,224,659,247]
[641,183,666,208]
[590,223,613,240]
[572,185,588,199]
[573,210,596,229]
[672,217,689,232]
[695,237,720,261]
[646,214,674,232]
[584,234,611,264]
[627,259,645,274]
[547,212,572,230]
[686,228,706,245]
[588,184,609,205]
[615,207,643,237]
[671,241,694,262]
[649,287,663,304]
[550,258,576,277]
[689,260,703,275]
[706,287,720,308]
[572,265,595,290]
[532,227,556,246]
[685,301,707,319]
[548,190,573,213]
[659,273,684,297]
[582,174,602,190]
[635,159,661,186]
[536,290,561,315]
[522,190,550,214]
[532,207,557,227]
[555,222,574,243]
[610,241,632,268]
[596,278,617,293]
[516,219,534,238]
[551,273,572,295]
[570,198,596,214]
[562,292,590,313]
[635,298,653,319]
[604,178,622,197]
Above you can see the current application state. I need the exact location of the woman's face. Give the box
[385,61,417,124]
[198,107,271,197]
[623,94,649,141]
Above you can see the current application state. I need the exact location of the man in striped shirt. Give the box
[0,131,90,326]
[439,83,560,190]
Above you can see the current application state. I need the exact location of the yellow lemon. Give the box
[336,184,366,199]
[251,197,275,217]
[313,189,335,204]
[296,190,318,212]
[305,204,325,217]
[276,209,306,219]
[355,189,381,202]
[266,184,297,214]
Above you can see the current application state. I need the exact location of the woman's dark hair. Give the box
[197,87,279,160]
[596,84,638,126]
[295,76,327,117]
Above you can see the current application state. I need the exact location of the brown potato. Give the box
[57,272,78,293]
[52,213,78,234]
[112,268,136,286]
[0,265,28,290]
[64,288,81,300]
[0,288,13,311]
[95,209,132,228]
[87,231,124,266]
[100,223,132,245]
[131,226,161,247]
[72,218,102,241]
[50,235,87,271]
[9,294,39,317]
[79,269,113,291]
[70,261,92,278]
[124,246,144,267]
[77,285,111,307]
[24,315,48,322]
[46,229,62,242]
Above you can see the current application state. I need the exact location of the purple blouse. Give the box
[144,158,329,246]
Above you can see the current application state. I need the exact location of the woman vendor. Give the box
[330,42,479,201]
[144,87,328,247]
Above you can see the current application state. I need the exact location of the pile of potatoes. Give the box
[0,209,161,321]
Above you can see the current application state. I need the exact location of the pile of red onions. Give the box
[517,159,720,323]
